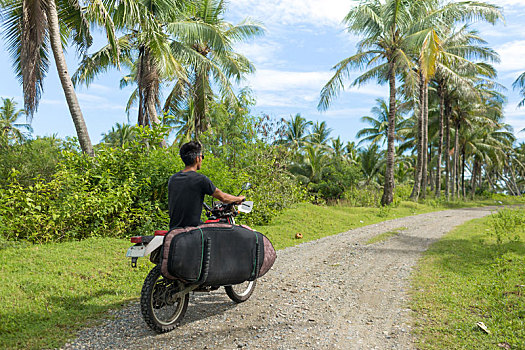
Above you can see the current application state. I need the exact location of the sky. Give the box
[0,0,524,145]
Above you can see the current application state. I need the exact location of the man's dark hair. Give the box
[180,141,202,166]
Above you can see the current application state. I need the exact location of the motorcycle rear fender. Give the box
[145,235,164,256]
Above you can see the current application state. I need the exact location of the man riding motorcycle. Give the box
[168,141,245,230]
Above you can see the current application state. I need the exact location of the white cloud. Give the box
[490,0,525,7]
[228,0,354,28]
[245,69,386,108]
[235,40,285,67]
[77,93,125,111]
[495,40,525,73]
[321,107,371,119]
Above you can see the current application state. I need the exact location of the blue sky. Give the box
[1,0,524,145]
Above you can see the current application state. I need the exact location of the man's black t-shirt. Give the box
[168,171,216,229]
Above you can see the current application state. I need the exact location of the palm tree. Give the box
[405,2,502,199]
[280,113,312,151]
[101,123,136,148]
[512,72,525,108]
[345,141,359,165]
[165,0,264,140]
[309,121,332,146]
[0,98,32,144]
[73,0,186,129]
[304,144,326,182]
[331,136,345,159]
[319,0,418,205]
[0,0,116,155]
[358,144,384,186]
[356,97,407,147]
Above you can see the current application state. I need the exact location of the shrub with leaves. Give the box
[489,208,525,246]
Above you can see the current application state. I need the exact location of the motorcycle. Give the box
[126,183,255,333]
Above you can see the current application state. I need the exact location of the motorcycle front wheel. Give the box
[140,265,189,333]
[225,280,256,303]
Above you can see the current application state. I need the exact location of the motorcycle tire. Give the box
[140,265,189,333]
[225,280,256,303]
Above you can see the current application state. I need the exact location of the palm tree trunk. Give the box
[410,72,425,200]
[381,69,396,206]
[429,144,434,193]
[461,146,466,198]
[445,102,451,200]
[47,0,93,156]
[421,81,429,198]
[454,120,460,199]
[435,84,444,197]
[194,68,207,141]
[451,121,457,198]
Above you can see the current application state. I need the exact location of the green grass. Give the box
[410,216,525,349]
[365,226,408,245]
[1,197,524,349]
[254,201,437,250]
[0,238,154,350]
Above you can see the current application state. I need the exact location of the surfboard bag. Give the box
[160,223,276,286]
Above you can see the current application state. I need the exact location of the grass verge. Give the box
[1,197,523,349]
[410,215,525,349]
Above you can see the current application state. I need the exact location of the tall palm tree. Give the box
[73,0,188,129]
[165,0,264,140]
[0,98,32,144]
[319,0,418,205]
[405,1,502,199]
[0,0,116,155]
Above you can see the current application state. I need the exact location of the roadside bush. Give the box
[0,137,65,187]
[344,184,382,207]
[489,208,525,246]
[0,140,305,243]
[309,161,361,201]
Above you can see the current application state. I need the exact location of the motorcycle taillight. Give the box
[130,236,143,244]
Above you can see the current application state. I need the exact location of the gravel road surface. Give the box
[61,207,498,350]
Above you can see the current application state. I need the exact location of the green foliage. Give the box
[0,132,305,242]
[309,160,361,200]
[0,137,65,187]
[489,207,525,246]
[344,185,382,207]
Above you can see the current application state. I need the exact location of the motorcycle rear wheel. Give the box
[225,280,256,303]
[140,265,189,333]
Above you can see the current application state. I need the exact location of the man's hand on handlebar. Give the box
[212,188,245,205]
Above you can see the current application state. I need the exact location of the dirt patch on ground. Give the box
[61,207,497,350]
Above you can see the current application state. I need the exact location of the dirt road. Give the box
[62,207,497,350]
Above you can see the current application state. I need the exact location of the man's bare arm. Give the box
[212,188,245,204]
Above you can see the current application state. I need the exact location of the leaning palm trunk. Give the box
[435,86,444,197]
[381,69,396,206]
[193,69,207,140]
[47,0,93,156]
[137,48,161,126]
